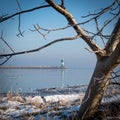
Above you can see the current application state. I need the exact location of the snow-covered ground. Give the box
[0,85,119,120]
[0,85,86,120]
[0,94,82,120]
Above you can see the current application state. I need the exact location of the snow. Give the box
[26,96,44,107]
[0,92,83,119]
[0,85,119,120]
[44,94,84,103]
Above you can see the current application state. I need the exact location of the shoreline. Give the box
[0,85,88,97]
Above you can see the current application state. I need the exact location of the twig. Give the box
[17,14,24,37]
[84,47,104,54]
[0,56,12,65]
[93,13,119,38]
[94,18,106,45]
[0,32,15,53]
[29,24,69,38]
[0,5,51,23]
[82,1,116,18]
[60,0,65,9]
[16,0,22,11]
[110,82,120,85]
[33,24,46,39]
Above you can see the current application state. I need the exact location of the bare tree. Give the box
[0,0,120,119]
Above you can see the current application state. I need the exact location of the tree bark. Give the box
[79,19,120,119]
[78,59,112,119]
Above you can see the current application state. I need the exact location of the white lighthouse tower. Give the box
[61,59,64,68]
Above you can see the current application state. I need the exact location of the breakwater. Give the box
[0,66,66,69]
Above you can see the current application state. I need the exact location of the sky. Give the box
[0,0,116,68]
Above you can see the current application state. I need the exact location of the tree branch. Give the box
[0,56,12,65]
[105,41,120,70]
[16,14,24,37]
[60,0,66,9]
[104,18,120,56]
[45,0,106,58]
[31,24,46,40]
[16,0,22,11]
[0,35,80,57]
[0,32,15,53]
[82,1,116,19]
[0,4,51,23]
[29,24,69,37]
[110,81,120,85]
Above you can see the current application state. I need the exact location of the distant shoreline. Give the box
[0,66,66,69]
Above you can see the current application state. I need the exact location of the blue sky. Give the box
[0,0,116,68]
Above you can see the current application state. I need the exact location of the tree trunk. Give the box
[78,59,112,119]
[78,19,120,119]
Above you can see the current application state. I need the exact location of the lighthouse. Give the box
[61,59,64,68]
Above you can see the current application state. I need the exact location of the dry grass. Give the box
[0,85,119,120]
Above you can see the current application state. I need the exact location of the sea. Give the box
[0,68,94,93]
